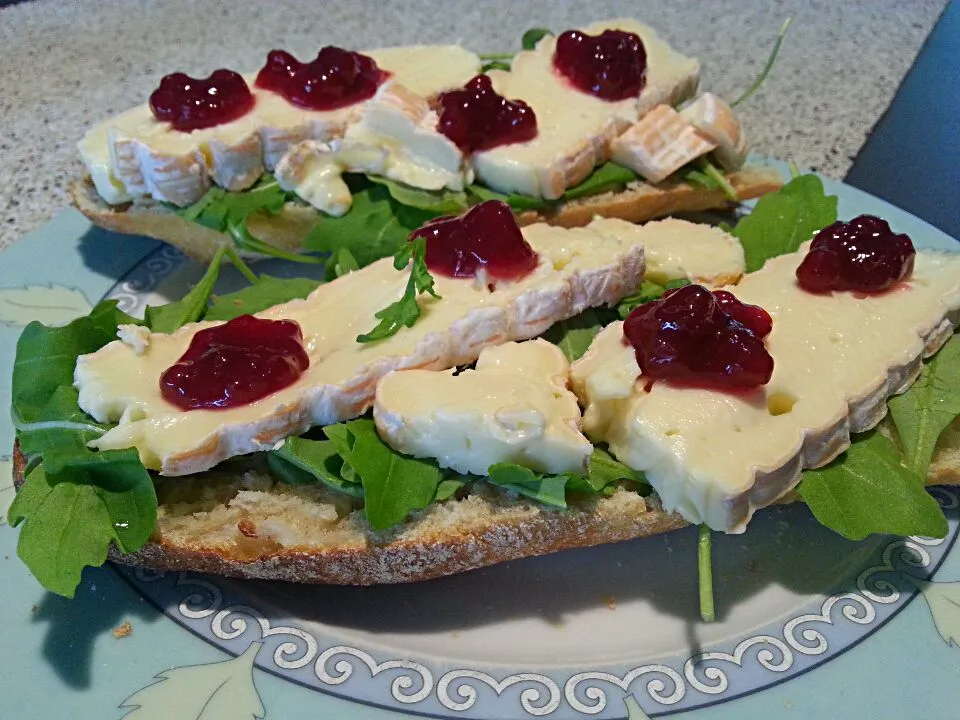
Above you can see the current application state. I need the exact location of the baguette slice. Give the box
[12,419,960,585]
[70,166,783,263]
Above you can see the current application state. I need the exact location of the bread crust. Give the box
[70,166,783,263]
[14,429,960,586]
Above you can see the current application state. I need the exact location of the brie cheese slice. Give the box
[375,339,591,476]
[572,244,960,533]
[75,217,647,476]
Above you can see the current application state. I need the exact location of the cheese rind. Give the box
[76,218,646,476]
[572,244,960,532]
[374,340,592,476]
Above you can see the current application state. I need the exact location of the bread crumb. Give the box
[112,621,133,639]
[602,595,617,610]
[237,519,258,538]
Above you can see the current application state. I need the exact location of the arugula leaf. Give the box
[356,236,439,343]
[338,420,442,530]
[205,275,321,322]
[435,477,468,502]
[697,158,738,201]
[617,278,691,318]
[522,28,552,50]
[731,174,837,272]
[467,184,554,211]
[177,174,290,231]
[797,431,948,541]
[561,162,638,201]
[228,219,323,264]
[730,18,792,108]
[8,454,156,598]
[698,525,715,622]
[324,246,360,281]
[481,60,512,72]
[368,176,469,214]
[144,246,226,332]
[567,447,650,495]
[541,307,618,362]
[268,436,363,497]
[304,184,437,267]
[889,336,960,476]
[487,464,569,508]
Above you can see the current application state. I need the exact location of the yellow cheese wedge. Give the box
[571,244,960,532]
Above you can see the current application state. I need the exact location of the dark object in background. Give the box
[846,0,960,241]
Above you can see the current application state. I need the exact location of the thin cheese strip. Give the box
[571,244,960,533]
[76,218,649,476]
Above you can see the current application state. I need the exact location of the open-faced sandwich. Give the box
[9,168,960,623]
[70,19,784,266]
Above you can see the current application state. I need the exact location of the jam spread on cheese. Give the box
[413,200,539,281]
[149,70,255,131]
[160,315,309,410]
[796,214,916,294]
[254,47,387,111]
[623,285,773,390]
[552,29,647,101]
[436,74,538,153]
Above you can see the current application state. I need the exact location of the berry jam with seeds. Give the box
[160,315,309,411]
[436,75,538,153]
[413,200,539,282]
[553,29,647,101]
[623,285,774,391]
[149,70,255,131]
[795,214,916,294]
[255,47,387,111]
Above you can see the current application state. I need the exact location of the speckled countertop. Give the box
[0,0,948,252]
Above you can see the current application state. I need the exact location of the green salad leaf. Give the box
[466,184,554,211]
[144,246,226,332]
[797,431,948,541]
[8,457,156,598]
[560,162,639,201]
[888,336,960,477]
[617,279,691,319]
[369,177,469,214]
[569,447,649,495]
[542,308,618,362]
[522,28,552,50]
[268,436,363,497]
[304,184,438,267]
[331,420,442,530]
[731,173,837,272]
[356,236,439,343]
[178,174,290,229]
[487,464,569,507]
[205,275,321,321]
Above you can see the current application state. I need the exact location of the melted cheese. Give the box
[473,19,700,199]
[75,218,647,475]
[374,340,591,475]
[78,46,481,206]
[572,245,960,532]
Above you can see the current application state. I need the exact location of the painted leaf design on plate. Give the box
[903,576,960,648]
[0,456,12,526]
[121,642,265,720]
[624,694,653,720]
[0,285,93,327]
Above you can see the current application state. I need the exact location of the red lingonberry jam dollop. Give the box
[553,29,647,101]
[254,47,387,111]
[149,70,254,131]
[412,200,539,282]
[160,315,309,411]
[623,285,774,391]
[436,75,538,153]
[795,214,916,294]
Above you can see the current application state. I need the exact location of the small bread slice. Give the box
[70,166,783,264]
[12,425,960,585]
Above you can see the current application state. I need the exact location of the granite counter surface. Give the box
[0,0,948,252]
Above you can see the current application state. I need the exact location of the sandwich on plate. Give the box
[8,168,960,623]
[69,18,784,266]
